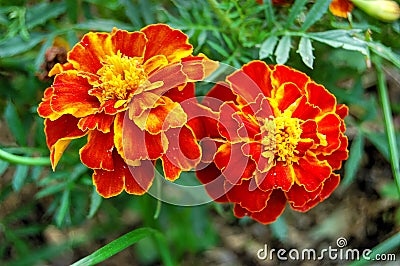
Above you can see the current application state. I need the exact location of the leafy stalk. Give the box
[0,148,50,166]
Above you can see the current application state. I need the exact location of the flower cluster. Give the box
[38,24,348,224]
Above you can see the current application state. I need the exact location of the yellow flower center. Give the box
[95,51,148,103]
[260,114,303,165]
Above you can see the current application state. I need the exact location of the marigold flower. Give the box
[329,0,354,18]
[38,24,215,198]
[197,61,349,224]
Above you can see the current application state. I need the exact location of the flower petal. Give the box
[37,87,61,120]
[50,72,99,117]
[329,0,353,18]
[45,115,87,170]
[271,65,310,92]
[78,113,114,133]
[226,179,272,212]
[293,155,332,191]
[257,162,294,191]
[285,183,323,209]
[126,159,155,195]
[306,82,336,113]
[68,32,113,73]
[79,130,115,171]
[141,24,193,63]
[111,29,146,58]
[196,162,228,202]
[273,82,302,112]
[316,113,341,154]
[234,189,286,224]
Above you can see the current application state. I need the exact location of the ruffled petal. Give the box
[44,115,87,170]
[271,65,310,93]
[78,113,114,133]
[141,24,193,63]
[68,32,113,73]
[306,82,336,113]
[234,189,286,224]
[226,179,273,212]
[37,87,61,120]
[316,113,341,154]
[79,130,115,171]
[93,151,124,198]
[111,29,146,58]
[329,0,353,18]
[291,96,320,120]
[273,82,302,112]
[50,72,99,117]
[258,162,294,191]
[161,126,201,181]
[126,159,155,195]
[293,155,332,191]
[196,162,228,202]
[285,183,323,209]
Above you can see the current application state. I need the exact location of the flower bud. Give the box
[352,0,400,22]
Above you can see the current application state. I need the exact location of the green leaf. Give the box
[285,0,308,29]
[368,41,400,69]
[0,160,9,176]
[36,183,67,199]
[341,133,364,190]
[308,30,368,56]
[0,32,45,58]
[70,228,159,266]
[259,35,278,59]
[87,187,102,218]
[208,40,230,58]
[118,0,142,26]
[12,165,29,192]
[4,101,26,146]
[301,0,331,31]
[74,19,133,32]
[270,215,288,241]
[25,2,66,29]
[274,35,291,64]
[56,189,70,227]
[297,36,314,69]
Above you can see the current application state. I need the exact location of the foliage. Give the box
[0,0,399,265]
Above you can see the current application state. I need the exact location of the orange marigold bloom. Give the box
[38,24,213,198]
[329,0,354,18]
[197,61,349,224]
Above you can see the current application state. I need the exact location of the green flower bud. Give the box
[352,0,400,22]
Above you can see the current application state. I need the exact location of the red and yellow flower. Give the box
[197,61,349,224]
[38,24,215,198]
[329,0,354,18]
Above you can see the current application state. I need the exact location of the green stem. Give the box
[373,57,400,196]
[0,148,50,166]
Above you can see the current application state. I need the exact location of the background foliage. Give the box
[0,0,399,265]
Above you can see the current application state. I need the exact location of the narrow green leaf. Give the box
[56,189,70,227]
[308,30,368,56]
[0,32,45,58]
[300,0,331,31]
[74,19,133,32]
[262,0,275,28]
[36,183,67,199]
[12,165,29,192]
[0,160,9,176]
[369,41,400,69]
[259,35,278,59]
[87,187,102,218]
[208,40,230,58]
[274,35,291,64]
[4,101,26,146]
[66,0,79,23]
[285,0,308,29]
[297,36,314,69]
[71,228,157,266]
[342,133,364,190]
[25,2,66,29]
[118,0,142,27]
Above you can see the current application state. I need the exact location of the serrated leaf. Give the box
[285,0,308,29]
[12,165,29,192]
[308,30,368,56]
[301,0,331,31]
[274,35,291,64]
[259,35,278,59]
[87,187,102,218]
[368,41,400,69]
[342,133,364,190]
[297,37,314,69]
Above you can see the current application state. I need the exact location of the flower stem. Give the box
[373,57,400,196]
[0,148,50,166]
